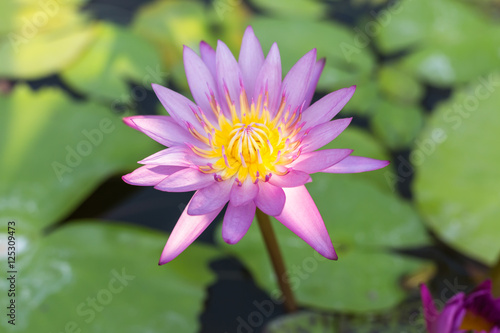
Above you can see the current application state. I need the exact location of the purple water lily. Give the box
[421,280,500,333]
[122,26,389,264]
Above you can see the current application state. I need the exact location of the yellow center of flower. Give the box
[460,309,495,331]
[188,88,304,183]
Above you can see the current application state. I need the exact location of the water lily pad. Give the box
[0,1,95,78]
[375,0,500,86]
[251,17,376,113]
[263,299,424,332]
[414,72,500,265]
[217,132,429,311]
[377,65,424,105]
[248,0,328,19]
[371,99,424,150]
[0,222,219,333]
[61,22,163,103]
[0,85,158,232]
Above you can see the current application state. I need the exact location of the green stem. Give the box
[255,209,298,313]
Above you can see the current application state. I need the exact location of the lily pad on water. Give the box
[0,222,220,333]
[374,0,500,86]
[0,85,158,233]
[250,17,377,114]
[0,1,95,78]
[371,99,425,150]
[414,72,500,265]
[61,22,163,103]
[263,298,424,333]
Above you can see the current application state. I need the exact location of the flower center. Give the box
[189,87,304,183]
[460,309,495,331]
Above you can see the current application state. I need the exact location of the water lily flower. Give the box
[122,26,389,264]
[421,280,500,333]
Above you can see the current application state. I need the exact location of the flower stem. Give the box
[255,209,298,313]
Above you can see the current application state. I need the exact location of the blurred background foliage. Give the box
[0,0,499,332]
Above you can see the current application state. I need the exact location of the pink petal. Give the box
[139,146,207,166]
[188,179,233,215]
[154,167,215,192]
[268,170,312,188]
[303,58,326,108]
[123,115,204,148]
[275,186,337,260]
[183,46,219,123]
[159,200,223,264]
[222,201,256,244]
[322,156,390,173]
[253,43,282,112]
[239,26,264,98]
[301,85,356,128]
[254,182,285,216]
[199,41,216,78]
[230,178,259,206]
[290,149,352,174]
[122,165,184,186]
[216,40,243,114]
[151,83,204,133]
[281,49,316,112]
[300,118,352,152]
[420,285,438,328]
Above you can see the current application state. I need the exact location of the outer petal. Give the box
[290,149,353,174]
[151,83,204,133]
[275,186,337,260]
[239,26,264,97]
[300,118,352,152]
[154,167,215,192]
[159,200,223,264]
[254,182,285,216]
[199,41,216,78]
[222,201,256,244]
[139,147,207,166]
[122,165,184,186]
[281,48,316,112]
[216,40,244,114]
[420,284,440,333]
[230,178,259,206]
[188,179,233,215]
[268,170,312,188]
[123,115,204,148]
[301,86,356,129]
[303,58,325,108]
[253,43,282,112]
[322,156,390,173]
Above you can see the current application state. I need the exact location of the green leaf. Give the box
[371,99,425,150]
[61,22,163,103]
[263,298,424,332]
[250,18,376,115]
[0,222,219,333]
[248,0,328,19]
[218,128,429,311]
[0,85,158,232]
[374,0,500,86]
[413,72,500,265]
[377,65,424,104]
[0,2,95,78]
